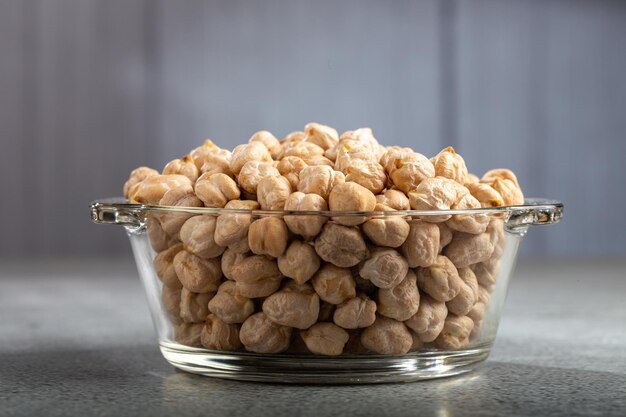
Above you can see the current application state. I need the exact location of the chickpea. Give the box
[231,255,283,298]
[404,295,447,342]
[362,204,410,248]
[220,248,249,280]
[229,142,272,175]
[303,155,334,167]
[194,172,241,208]
[431,146,468,184]
[189,139,218,167]
[444,232,494,268]
[179,288,214,323]
[375,189,410,211]
[248,216,289,258]
[407,177,462,222]
[262,282,320,329]
[179,215,225,259]
[158,184,203,238]
[465,173,480,184]
[472,259,500,288]
[154,243,184,289]
[239,312,292,354]
[300,322,349,356]
[388,153,435,194]
[304,122,339,150]
[447,193,489,235]
[344,159,386,194]
[359,247,409,289]
[257,175,292,210]
[200,314,243,351]
[334,142,373,174]
[282,131,306,144]
[377,270,420,321]
[123,166,159,198]
[328,182,377,226]
[284,192,329,239]
[129,174,191,205]
[467,182,505,208]
[490,178,524,206]
[214,200,259,248]
[435,315,474,349]
[279,141,325,161]
[193,145,231,174]
[237,161,280,195]
[438,222,454,251]
[487,218,506,258]
[401,221,440,268]
[207,281,254,324]
[298,165,345,200]
[311,264,357,304]
[446,267,479,316]
[249,130,281,159]
[315,223,369,268]
[360,316,413,355]
[333,293,377,329]
[278,240,321,284]
[175,323,204,347]
[276,156,308,190]
[162,285,182,324]
[146,214,171,252]
[416,255,462,302]
[482,168,520,188]
[163,155,200,183]
[173,250,222,293]
[379,147,414,175]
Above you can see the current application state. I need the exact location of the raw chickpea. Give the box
[300,322,349,356]
[229,142,272,175]
[179,288,214,323]
[404,295,447,342]
[311,264,357,304]
[201,314,242,351]
[249,130,281,159]
[194,172,240,208]
[228,236,251,255]
[435,315,474,349]
[298,165,345,200]
[304,122,339,150]
[175,323,204,347]
[123,166,159,198]
[344,159,387,194]
[375,189,410,211]
[359,247,409,289]
[328,182,377,226]
[315,223,369,268]
[282,131,306,144]
[284,192,328,239]
[362,204,410,248]
[158,184,203,238]
[154,243,184,289]
[199,148,233,176]
[465,173,480,184]
[431,146,468,184]
[303,155,334,167]
[472,259,500,288]
[220,248,249,280]
[230,255,283,298]
[162,285,182,324]
[279,141,325,161]
[129,174,191,205]
[379,147,414,175]
[237,161,280,195]
[208,281,254,324]
[179,215,225,259]
[444,232,494,268]
[407,177,461,222]
[214,200,259,248]
[447,193,489,235]
[239,312,292,354]
[467,182,505,208]
[416,255,462,302]
[491,178,524,206]
[173,250,222,293]
[276,156,308,190]
[147,214,171,252]
[487,218,506,258]
[257,175,292,210]
[334,142,373,173]
[248,216,289,258]
[163,155,200,183]
[438,222,454,251]
[388,153,435,194]
[482,168,520,188]
[377,270,420,321]
[360,316,413,355]
[333,293,377,329]
[262,282,320,329]
[447,267,479,316]
[189,139,219,168]
[401,221,440,268]
[277,240,321,284]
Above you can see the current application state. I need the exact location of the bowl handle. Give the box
[90,199,145,228]
[505,198,564,232]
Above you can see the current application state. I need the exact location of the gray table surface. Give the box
[1,258,625,417]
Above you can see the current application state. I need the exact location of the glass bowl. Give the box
[90,197,562,383]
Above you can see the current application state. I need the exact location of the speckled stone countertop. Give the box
[1,259,625,417]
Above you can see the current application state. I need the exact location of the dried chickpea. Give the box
[208,281,254,324]
[359,247,409,289]
[315,223,369,268]
[230,255,283,298]
[328,182,377,226]
[333,293,377,329]
[276,156,307,190]
[189,139,219,168]
[407,177,461,222]
[482,168,520,188]
[446,267,479,316]
[163,155,200,183]
[162,285,182,324]
[229,142,272,176]
[158,184,203,238]
[257,175,291,210]
[248,216,289,258]
[344,159,386,194]
[491,178,524,206]
[472,259,500,288]
[277,240,321,284]
[379,147,414,174]
[388,153,435,194]
[401,221,440,268]
[362,204,410,248]
[282,131,306,144]
[249,130,281,159]
[179,215,225,259]
[279,141,325,161]
[193,145,232,176]
[201,314,242,351]
[304,122,339,150]
[175,323,203,347]
[237,161,280,195]
[284,192,328,239]
[154,243,184,289]
[334,142,373,173]
[311,264,357,304]
[487,218,506,258]
[377,270,420,321]
[431,146,468,184]
[179,288,213,323]
[360,316,413,355]
[220,248,249,280]
[262,282,320,329]
[404,295,447,342]
[467,182,505,208]
[303,155,334,167]
[214,200,259,248]
[123,166,159,198]
[444,232,494,268]
[466,173,480,184]
[129,174,191,205]
[300,322,349,356]
[416,255,462,302]
[173,250,222,293]
[447,193,489,235]
[147,215,170,252]
[194,172,240,208]
[375,189,410,211]
[239,312,292,354]
[435,315,474,349]
[438,222,454,251]
[298,165,345,200]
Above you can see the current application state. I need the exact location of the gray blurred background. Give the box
[1,0,625,259]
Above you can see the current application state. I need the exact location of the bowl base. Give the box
[159,341,492,384]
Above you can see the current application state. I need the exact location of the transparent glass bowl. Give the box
[91,197,562,383]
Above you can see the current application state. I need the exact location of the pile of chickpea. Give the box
[123,123,524,356]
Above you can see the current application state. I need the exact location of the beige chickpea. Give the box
[404,295,447,342]
[277,240,321,284]
[303,155,334,167]
[315,223,369,268]
[431,146,468,184]
[179,215,225,259]
[491,178,524,206]
[407,177,461,222]
[447,267,479,316]
[344,159,387,194]
[173,250,222,293]
[276,156,308,190]
[262,282,320,329]
[158,184,203,238]
[257,175,292,211]
[229,142,272,175]
[123,166,159,199]
[333,293,377,329]
[163,155,200,183]
[220,248,249,280]
[388,153,435,194]
[194,172,240,208]
[162,285,182,324]
[482,168,520,188]
[279,141,325,161]
[472,259,500,288]
[239,312,292,354]
[129,174,191,205]
[237,161,280,195]
[189,139,218,167]
[179,288,214,323]
[228,236,250,255]
[318,301,336,322]
[154,243,184,289]
[401,221,440,268]
[362,204,410,248]
[377,270,420,321]
[297,165,345,200]
[304,122,339,150]
[214,200,259,248]
[300,322,349,356]
[334,142,373,174]
[468,301,487,338]
[175,323,204,347]
[467,182,505,208]
[249,130,281,159]
[208,281,254,324]
[199,147,233,177]
[200,314,242,351]
[438,222,454,251]
[147,214,170,252]
[465,173,480,184]
[328,182,377,226]
[487,218,506,258]
[379,147,414,175]
[416,255,462,302]
[359,247,409,289]
[360,316,413,355]
[447,193,489,235]
[444,232,494,268]
[375,189,410,211]
[282,131,306,144]
[435,315,474,349]
[230,255,283,298]
[284,192,328,239]
[311,264,357,304]
[248,216,289,258]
